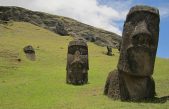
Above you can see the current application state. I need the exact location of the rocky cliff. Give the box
[0,6,121,48]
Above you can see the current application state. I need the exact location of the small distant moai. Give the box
[117,41,121,52]
[66,39,89,85]
[104,5,160,100]
[23,45,36,61]
[107,46,113,56]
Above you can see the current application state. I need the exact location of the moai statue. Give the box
[117,41,121,52]
[107,46,113,56]
[66,39,89,85]
[104,5,160,100]
[23,45,36,61]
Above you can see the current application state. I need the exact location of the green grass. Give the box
[0,22,169,109]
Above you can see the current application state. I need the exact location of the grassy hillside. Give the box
[0,22,168,109]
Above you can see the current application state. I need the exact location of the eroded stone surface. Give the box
[104,5,160,100]
[66,39,89,85]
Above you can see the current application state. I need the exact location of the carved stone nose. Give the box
[131,21,152,47]
[132,21,151,38]
[74,50,80,60]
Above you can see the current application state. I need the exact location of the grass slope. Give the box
[0,22,168,109]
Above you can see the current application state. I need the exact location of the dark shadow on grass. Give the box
[151,96,169,103]
[66,82,90,86]
[102,51,115,56]
[122,96,169,104]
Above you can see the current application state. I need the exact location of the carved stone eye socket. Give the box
[68,46,88,55]
[132,33,151,47]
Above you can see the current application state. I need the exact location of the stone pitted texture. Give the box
[66,39,89,85]
[104,5,160,100]
[104,70,121,99]
[23,45,36,61]
[0,6,121,48]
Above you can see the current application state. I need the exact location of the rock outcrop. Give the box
[0,6,121,48]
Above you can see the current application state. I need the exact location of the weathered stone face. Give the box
[104,5,160,100]
[66,39,89,85]
[23,45,36,61]
[118,5,160,76]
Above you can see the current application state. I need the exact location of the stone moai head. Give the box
[107,46,113,56]
[66,39,89,85]
[23,45,36,61]
[118,5,160,76]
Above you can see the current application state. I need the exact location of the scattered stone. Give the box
[66,39,89,85]
[17,58,21,62]
[104,5,160,101]
[55,21,68,36]
[82,33,96,42]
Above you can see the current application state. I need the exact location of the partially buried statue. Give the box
[66,39,89,85]
[107,46,113,56]
[104,5,160,100]
[23,45,36,61]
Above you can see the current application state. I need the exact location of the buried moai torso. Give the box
[107,46,113,56]
[104,5,160,100]
[66,39,89,85]
[23,45,36,61]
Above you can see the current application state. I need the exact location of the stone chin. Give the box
[126,45,154,76]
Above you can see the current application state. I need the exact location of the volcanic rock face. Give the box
[55,21,68,36]
[104,5,160,101]
[0,6,121,48]
[66,39,89,85]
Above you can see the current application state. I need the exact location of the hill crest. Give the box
[0,6,121,48]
